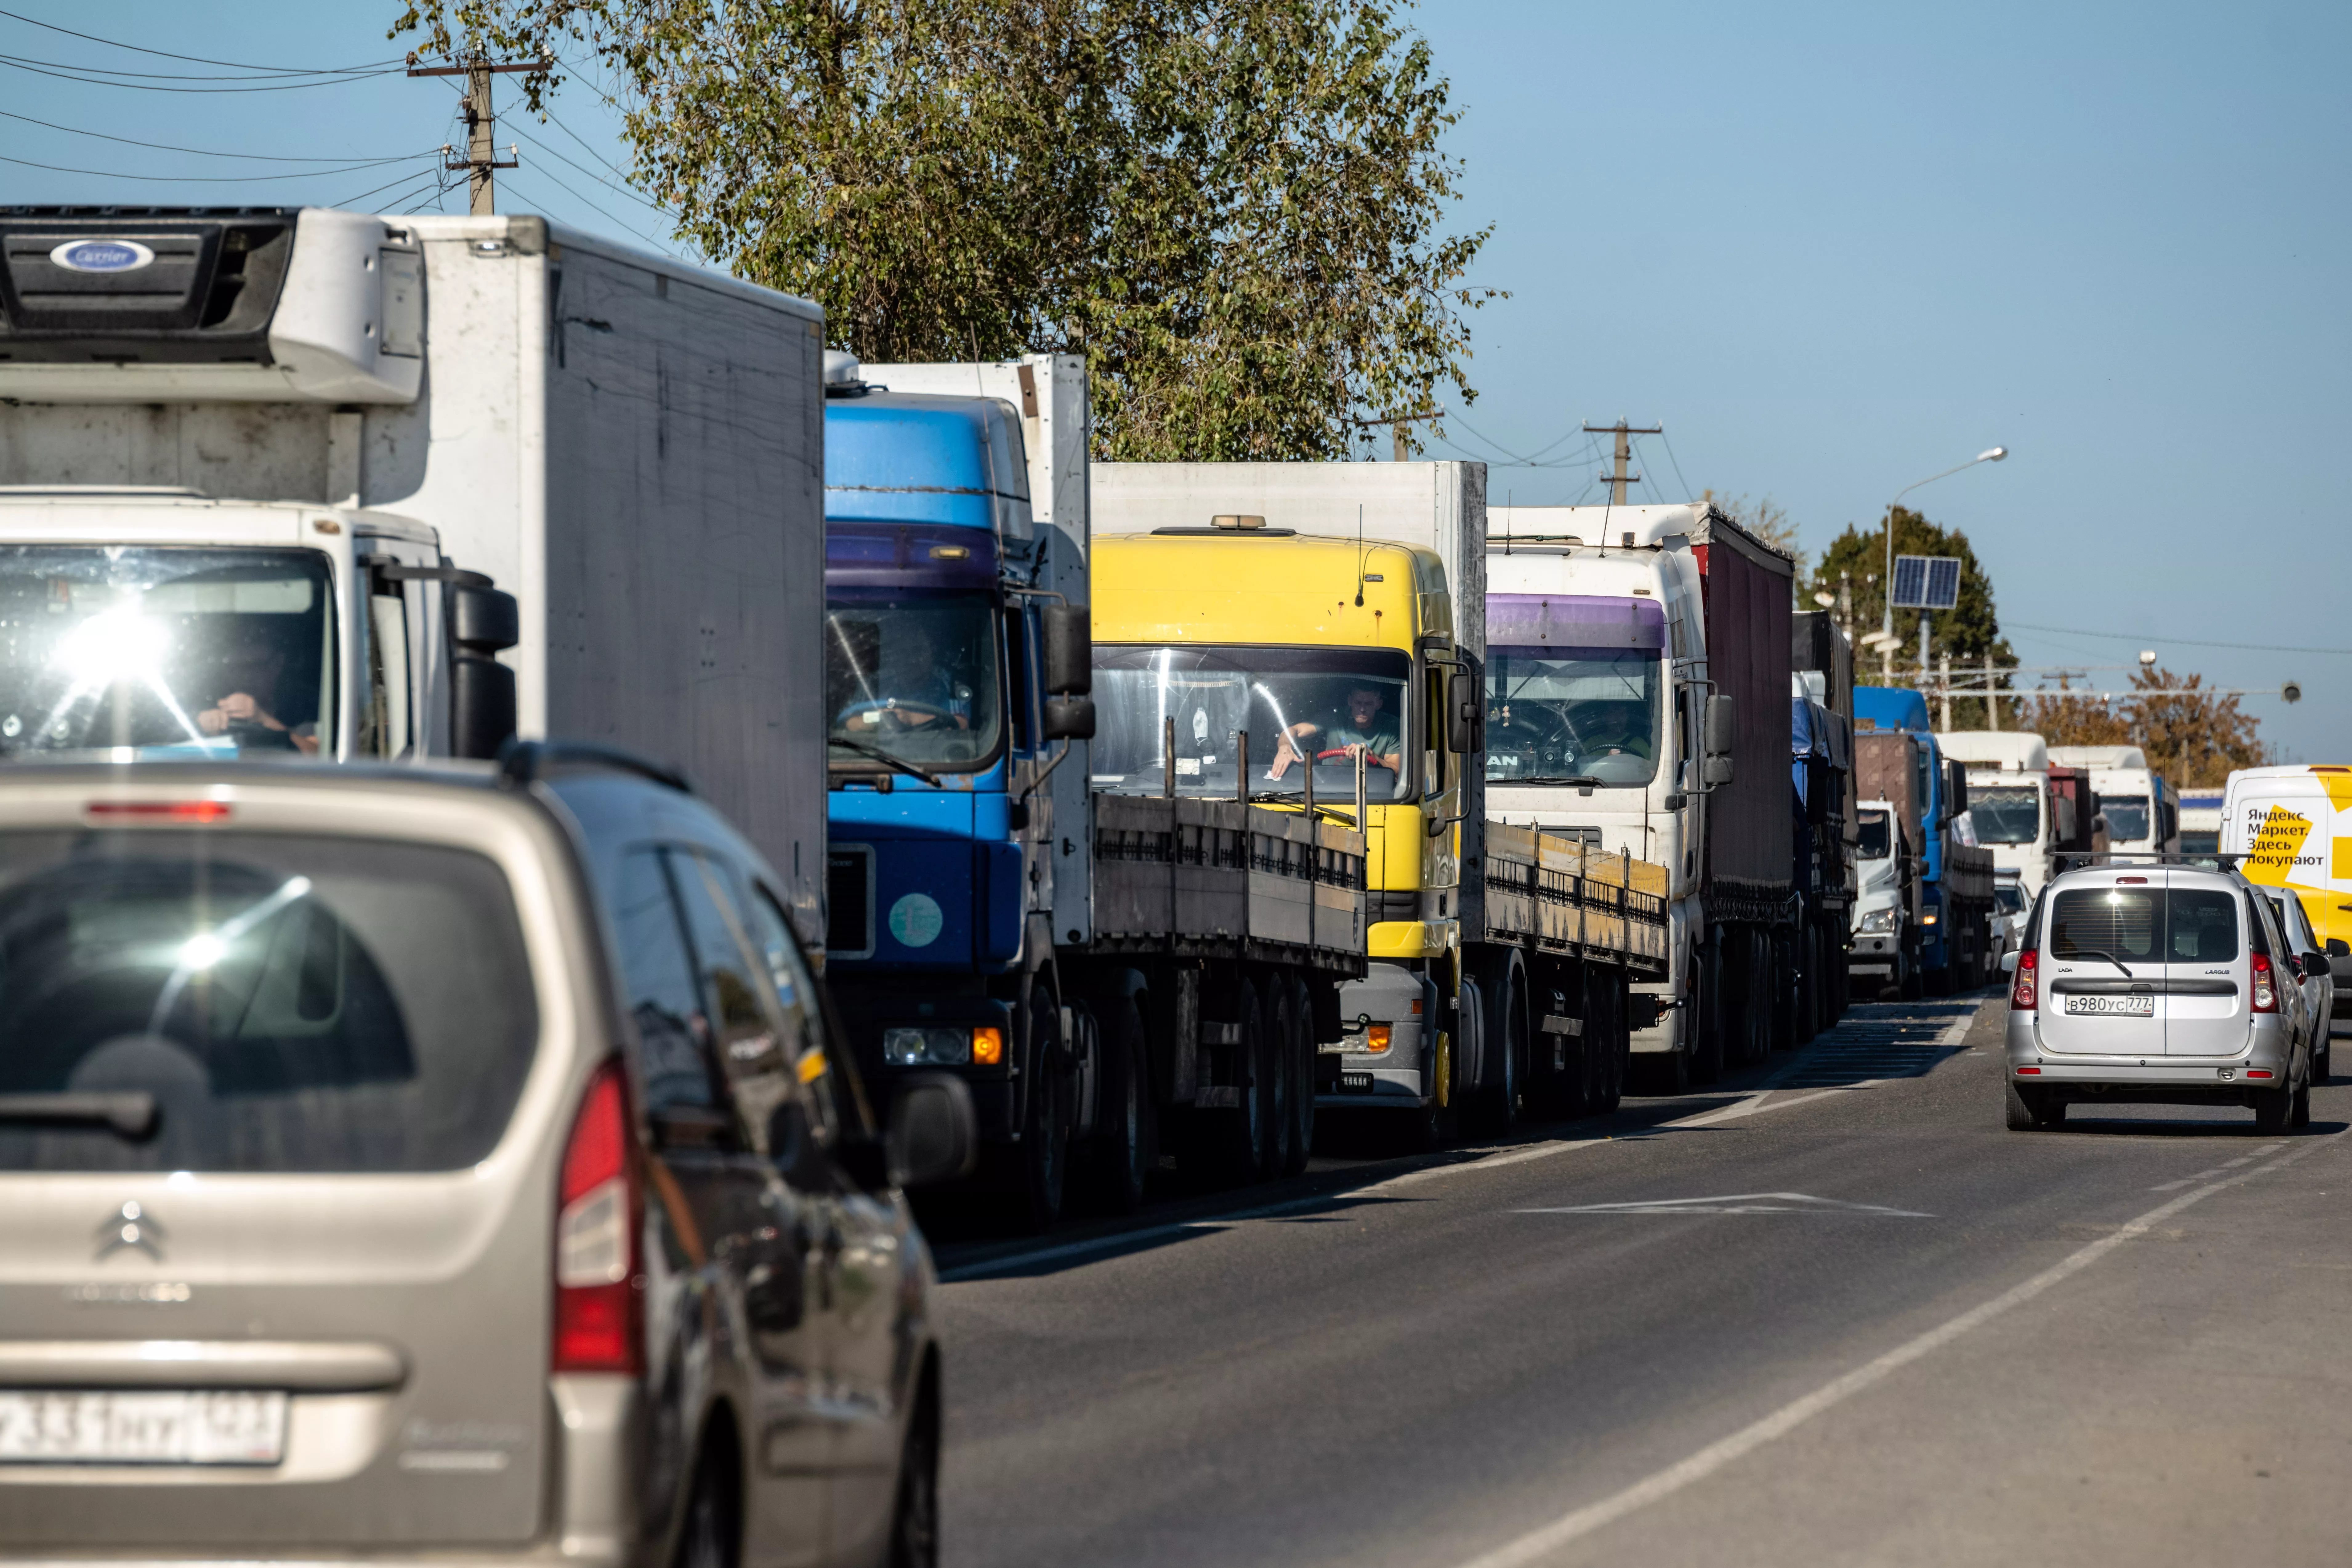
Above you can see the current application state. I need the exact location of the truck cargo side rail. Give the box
[1479,822,1672,980]
[1091,795,1368,975]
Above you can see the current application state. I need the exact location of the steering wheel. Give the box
[1316,748,1396,772]
[838,699,956,727]
[225,718,298,752]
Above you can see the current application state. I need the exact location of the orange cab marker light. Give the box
[87,801,231,823]
[1366,1024,1393,1054]
[970,1026,1005,1066]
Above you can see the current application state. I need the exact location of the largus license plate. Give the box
[2065,994,2154,1017]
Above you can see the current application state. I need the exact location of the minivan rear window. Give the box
[2048,885,2240,968]
[0,830,537,1172]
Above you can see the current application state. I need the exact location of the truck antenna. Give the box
[1354,504,1366,607]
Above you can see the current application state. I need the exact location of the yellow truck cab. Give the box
[1092,496,1670,1149]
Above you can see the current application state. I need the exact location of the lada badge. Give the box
[49,239,156,273]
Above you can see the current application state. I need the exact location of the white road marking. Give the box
[1442,1135,2338,1568]
[942,1003,1995,1283]
[1515,1192,1931,1218]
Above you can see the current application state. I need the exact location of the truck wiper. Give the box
[2064,948,2136,979]
[1507,774,1608,788]
[827,737,941,787]
[0,1093,158,1139]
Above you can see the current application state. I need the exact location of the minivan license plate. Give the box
[0,1390,287,1465]
[2065,994,2155,1017]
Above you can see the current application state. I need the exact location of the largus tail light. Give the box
[553,1059,643,1375]
[2250,952,2278,1014]
[2010,949,2037,1012]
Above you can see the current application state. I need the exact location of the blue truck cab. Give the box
[1851,686,1957,973]
[818,356,1097,1224]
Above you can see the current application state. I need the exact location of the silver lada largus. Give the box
[2003,860,2314,1132]
[0,748,973,1566]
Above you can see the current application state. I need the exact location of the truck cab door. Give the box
[349,536,436,759]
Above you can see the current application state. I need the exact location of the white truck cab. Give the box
[2049,744,2177,857]
[1940,731,2065,899]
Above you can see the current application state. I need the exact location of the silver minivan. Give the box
[2003,861,2313,1132]
[0,748,970,1565]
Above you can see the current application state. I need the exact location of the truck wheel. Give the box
[1014,1000,1069,1231]
[1284,975,1316,1175]
[1770,931,1798,1052]
[1262,977,1297,1181]
[1075,996,1156,1215]
[1193,981,1269,1187]
[1597,977,1627,1114]
[1692,941,1725,1085]
[1464,966,1526,1137]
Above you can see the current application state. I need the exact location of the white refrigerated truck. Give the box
[0,205,829,938]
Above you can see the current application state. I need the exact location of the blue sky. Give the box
[3,1,2345,762]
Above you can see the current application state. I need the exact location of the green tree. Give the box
[1810,506,2014,726]
[391,0,1499,461]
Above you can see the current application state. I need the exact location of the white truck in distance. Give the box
[1939,731,2065,901]
[2048,744,2178,857]
[0,205,829,939]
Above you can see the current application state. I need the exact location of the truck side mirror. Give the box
[1703,755,1734,787]
[1447,671,1479,754]
[1043,604,1092,696]
[1704,693,1736,758]
[1043,696,1096,742]
[449,583,519,760]
[1946,760,1968,816]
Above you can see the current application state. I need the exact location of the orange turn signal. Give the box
[1366,1024,1392,1054]
[971,1026,1005,1066]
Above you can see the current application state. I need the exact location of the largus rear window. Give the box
[0,830,537,1172]
[2047,885,2239,967]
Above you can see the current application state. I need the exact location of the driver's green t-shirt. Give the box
[1325,723,1401,759]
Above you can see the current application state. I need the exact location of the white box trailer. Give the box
[0,206,829,939]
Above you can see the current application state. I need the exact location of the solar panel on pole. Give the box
[1891,554,1961,611]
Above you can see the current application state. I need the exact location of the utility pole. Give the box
[406,54,546,215]
[1351,408,1446,462]
[1938,651,1952,732]
[1985,654,1999,731]
[1583,421,1662,504]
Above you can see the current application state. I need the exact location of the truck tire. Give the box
[1464,960,1527,1137]
[1074,996,1156,1215]
[1596,976,1627,1114]
[1284,974,1316,1175]
[1770,930,1798,1052]
[1692,940,1725,1085]
[1262,976,1298,1181]
[1192,980,1270,1187]
[1013,996,1070,1231]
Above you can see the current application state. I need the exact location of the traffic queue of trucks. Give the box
[13,202,2137,1233]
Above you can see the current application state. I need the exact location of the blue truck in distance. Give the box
[1850,686,1995,992]
[818,354,1366,1232]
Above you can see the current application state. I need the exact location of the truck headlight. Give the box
[883,1026,974,1066]
[1858,908,1900,934]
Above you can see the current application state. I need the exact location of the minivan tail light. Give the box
[2011,949,2038,1012]
[553,1059,643,1375]
[2250,951,2278,1014]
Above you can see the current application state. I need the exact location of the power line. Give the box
[0,150,429,182]
[508,123,675,221]
[0,47,389,82]
[504,167,687,260]
[0,105,425,163]
[1655,428,1695,500]
[0,54,399,91]
[325,165,452,211]
[0,8,401,74]
[2006,620,2352,657]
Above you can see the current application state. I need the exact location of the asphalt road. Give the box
[929,991,2352,1567]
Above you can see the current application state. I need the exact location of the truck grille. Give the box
[827,846,873,958]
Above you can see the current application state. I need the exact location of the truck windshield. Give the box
[2102,794,2152,842]
[824,590,1003,771]
[1090,645,1415,802]
[1484,647,1662,787]
[0,547,335,761]
[1858,809,1891,860]
[1972,785,2042,845]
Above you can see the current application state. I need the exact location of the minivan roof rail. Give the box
[2053,850,2238,871]
[496,738,696,796]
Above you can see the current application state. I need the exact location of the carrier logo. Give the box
[48,239,155,274]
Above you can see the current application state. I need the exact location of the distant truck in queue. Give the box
[1792,611,1858,1031]
[1091,468,1672,1144]
[817,359,1368,1230]
[1475,501,1799,1088]
[1852,687,1997,991]
[2048,745,2180,859]
[0,204,831,940]
[1937,731,2103,903]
